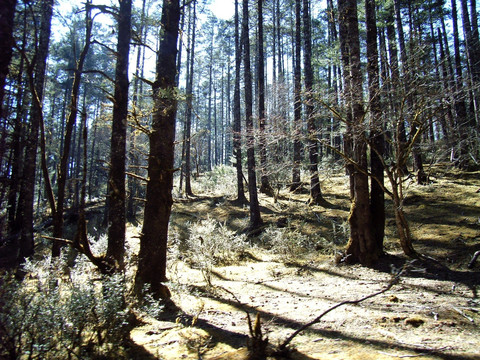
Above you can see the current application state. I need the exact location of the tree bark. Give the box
[207,31,214,172]
[450,0,469,168]
[257,0,273,197]
[51,2,92,257]
[339,0,378,266]
[0,0,17,119]
[106,0,132,270]
[291,0,302,191]
[303,0,323,205]
[384,2,408,175]
[365,0,385,251]
[6,12,26,240]
[233,0,246,203]
[184,0,196,197]
[135,0,181,300]
[17,0,54,262]
[460,0,480,128]
[127,0,147,221]
[394,0,426,184]
[242,0,262,229]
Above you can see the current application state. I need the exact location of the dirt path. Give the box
[131,252,479,360]
[130,171,480,359]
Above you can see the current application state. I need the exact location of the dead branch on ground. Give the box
[276,264,408,353]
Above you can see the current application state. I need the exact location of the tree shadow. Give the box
[124,338,160,360]
[373,253,479,299]
[167,282,477,360]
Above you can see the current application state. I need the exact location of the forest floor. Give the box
[127,166,480,360]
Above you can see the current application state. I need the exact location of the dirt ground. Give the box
[128,168,480,360]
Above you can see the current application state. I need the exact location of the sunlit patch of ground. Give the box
[128,167,480,359]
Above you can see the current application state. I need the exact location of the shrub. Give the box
[185,218,249,286]
[0,254,129,359]
[192,165,237,195]
[260,225,326,259]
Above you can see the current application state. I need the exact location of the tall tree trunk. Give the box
[365,0,385,251]
[436,27,454,143]
[184,0,196,196]
[384,2,408,175]
[394,0,426,184]
[339,0,377,266]
[127,0,148,221]
[291,0,302,191]
[327,0,342,160]
[225,48,232,166]
[257,0,273,197]
[17,0,54,262]
[7,11,26,239]
[242,0,262,229]
[214,82,218,166]
[207,31,214,172]
[135,0,180,300]
[107,0,132,270]
[450,0,469,167]
[233,0,246,203]
[460,0,480,128]
[0,0,17,119]
[303,0,323,205]
[51,2,92,257]
[178,2,191,195]
[338,0,354,198]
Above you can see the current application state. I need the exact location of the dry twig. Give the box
[277,265,406,351]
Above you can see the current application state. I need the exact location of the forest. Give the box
[0,0,479,358]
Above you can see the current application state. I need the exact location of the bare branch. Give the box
[277,267,406,351]
[82,69,115,83]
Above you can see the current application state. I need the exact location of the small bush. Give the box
[0,255,130,359]
[192,165,237,195]
[185,218,249,286]
[260,225,326,259]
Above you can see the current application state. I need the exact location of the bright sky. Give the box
[208,0,235,20]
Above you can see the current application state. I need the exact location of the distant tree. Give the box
[206,16,215,172]
[450,0,469,168]
[257,0,274,197]
[303,0,324,205]
[17,0,54,262]
[6,5,28,242]
[242,0,262,229]
[393,0,426,184]
[107,0,132,270]
[290,0,302,192]
[183,0,196,197]
[134,0,181,300]
[460,0,480,132]
[127,0,148,221]
[0,0,17,119]
[46,2,93,257]
[365,0,385,251]
[233,0,246,203]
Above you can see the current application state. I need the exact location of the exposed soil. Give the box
[128,168,480,360]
